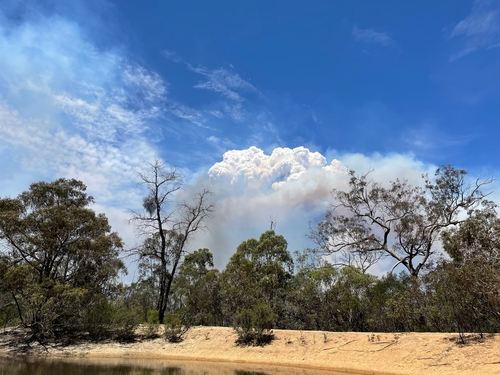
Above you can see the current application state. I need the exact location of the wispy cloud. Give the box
[403,123,476,161]
[162,50,260,122]
[191,66,257,102]
[162,49,183,63]
[352,25,395,46]
[0,5,165,213]
[190,65,259,122]
[448,0,500,60]
[167,102,205,126]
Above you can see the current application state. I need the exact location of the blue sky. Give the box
[1,0,500,276]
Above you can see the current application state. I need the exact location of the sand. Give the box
[1,326,500,375]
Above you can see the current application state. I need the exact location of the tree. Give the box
[171,248,223,326]
[311,165,492,278]
[441,208,500,266]
[287,257,340,331]
[425,209,500,342]
[0,178,124,339]
[130,159,215,323]
[221,230,293,327]
[369,272,426,332]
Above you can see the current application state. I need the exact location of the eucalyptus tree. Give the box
[311,165,492,278]
[171,248,222,326]
[424,208,500,341]
[130,159,215,323]
[221,230,293,326]
[0,178,124,339]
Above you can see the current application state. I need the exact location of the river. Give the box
[0,356,356,375]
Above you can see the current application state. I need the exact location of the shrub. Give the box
[111,304,140,342]
[163,314,183,342]
[83,299,113,341]
[143,309,160,338]
[234,302,276,346]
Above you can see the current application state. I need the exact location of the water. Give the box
[0,356,355,375]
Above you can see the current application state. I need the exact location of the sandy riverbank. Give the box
[1,326,500,375]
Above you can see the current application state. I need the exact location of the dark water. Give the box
[0,356,354,375]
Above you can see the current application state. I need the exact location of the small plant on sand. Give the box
[163,314,183,343]
[233,302,276,346]
[299,331,307,345]
[323,333,330,343]
[143,309,160,338]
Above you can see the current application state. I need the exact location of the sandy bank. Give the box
[1,326,500,375]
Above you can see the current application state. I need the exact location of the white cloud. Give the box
[208,146,342,191]
[208,110,224,119]
[0,7,166,224]
[191,66,259,122]
[162,51,259,123]
[0,103,155,206]
[122,64,168,103]
[352,26,395,46]
[192,66,257,102]
[404,123,475,153]
[167,102,204,125]
[448,0,500,60]
[161,49,183,63]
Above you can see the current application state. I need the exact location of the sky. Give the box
[1,0,500,278]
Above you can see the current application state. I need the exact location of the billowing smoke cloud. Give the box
[187,146,436,276]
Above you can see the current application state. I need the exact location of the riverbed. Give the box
[1,326,499,374]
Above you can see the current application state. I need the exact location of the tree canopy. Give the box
[1,165,500,345]
[0,178,124,340]
[311,165,492,278]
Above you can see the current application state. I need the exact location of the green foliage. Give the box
[82,299,114,341]
[422,210,500,342]
[170,248,223,326]
[111,303,141,342]
[287,261,339,331]
[82,299,141,342]
[332,266,378,332]
[221,230,293,326]
[143,309,160,338]
[234,302,276,346]
[163,313,183,342]
[369,273,427,332]
[2,170,500,344]
[0,179,125,341]
[122,278,157,323]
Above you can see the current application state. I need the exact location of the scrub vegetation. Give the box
[1,164,499,347]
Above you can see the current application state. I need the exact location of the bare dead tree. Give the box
[268,215,277,231]
[311,165,492,278]
[130,159,215,323]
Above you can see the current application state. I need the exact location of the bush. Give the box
[234,302,276,346]
[143,309,160,338]
[83,299,113,341]
[163,314,183,342]
[111,304,141,342]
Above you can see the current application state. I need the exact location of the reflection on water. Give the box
[0,357,178,375]
[0,356,352,375]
